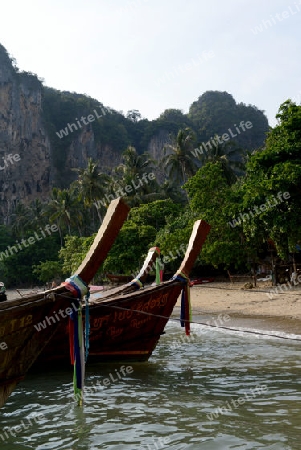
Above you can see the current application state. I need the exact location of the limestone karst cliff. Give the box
[0,45,51,222]
[0,43,270,224]
[0,44,123,223]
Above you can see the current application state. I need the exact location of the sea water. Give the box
[0,317,300,450]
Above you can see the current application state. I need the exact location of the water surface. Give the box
[1,320,300,449]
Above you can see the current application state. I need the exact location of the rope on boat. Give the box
[62,275,89,298]
[130,278,143,289]
[56,290,301,342]
[96,303,301,342]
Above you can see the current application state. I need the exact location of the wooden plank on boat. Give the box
[0,197,130,408]
[31,219,211,368]
[74,197,130,283]
[80,219,211,361]
[178,220,211,277]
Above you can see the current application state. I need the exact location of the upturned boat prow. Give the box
[74,197,130,283]
[31,246,162,368]
[99,246,162,299]
[178,220,211,276]
[83,219,211,362]
[0,197,130,408]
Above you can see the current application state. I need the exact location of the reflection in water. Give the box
[1,321,301,449]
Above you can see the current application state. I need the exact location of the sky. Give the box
[1,0,301,127]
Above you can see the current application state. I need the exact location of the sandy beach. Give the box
[189,281,301,319]
[173,280,301,337]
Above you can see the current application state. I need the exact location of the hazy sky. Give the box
[1,0,300,126]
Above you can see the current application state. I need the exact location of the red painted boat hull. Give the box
[32,280,184,367]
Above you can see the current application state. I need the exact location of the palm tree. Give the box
[45,188,81,246]
[114,146,159,204]
[28,199,47,228]
[195,137,246,185]
[161,179,187,205]
[118,146,154,183]
[162,128,197,186]
[72,158,110,225]
[10,203,32,237]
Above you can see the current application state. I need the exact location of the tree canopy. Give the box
[240,100,301,258]
[1,96,299,288]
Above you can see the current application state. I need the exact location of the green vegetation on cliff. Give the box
[5,43,299,288]
[0,100,298,288]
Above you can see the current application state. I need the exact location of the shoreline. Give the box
[6,281,301,337]
[174,281,301,337]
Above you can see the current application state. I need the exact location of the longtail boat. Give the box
[0,197,130,408]
[32,245,163,368]
[33,219,210,367]
[86,219,210,361]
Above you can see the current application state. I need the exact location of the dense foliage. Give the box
[1,93,299,287]
[41,87,269,188]
[188,90,269,150]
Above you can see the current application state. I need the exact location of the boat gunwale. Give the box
[0,287,70,311]
[88,278,184,308]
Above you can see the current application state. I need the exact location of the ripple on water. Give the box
[0,321,300,449]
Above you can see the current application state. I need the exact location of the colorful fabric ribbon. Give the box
[63,274,89,405]
[130,278,143,289]
[69,301,85,405]
[85,292,90,363]
[172,271,192,336]
[63,275,89,298]
[155,257,161,285]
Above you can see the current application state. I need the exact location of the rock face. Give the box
[0,42,270,224]
[0,46,51,223]
[0,45,122,223]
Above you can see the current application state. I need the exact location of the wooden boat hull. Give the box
[32,280,184,367]
[83,281,183,361]
[0,292,77,406]
[33,219,211,368]
[0,197,130,407]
